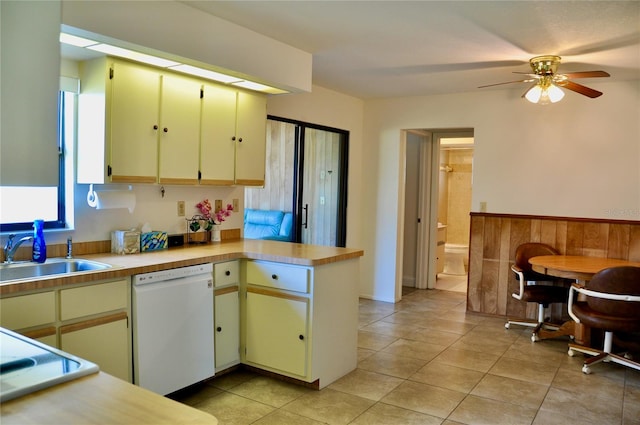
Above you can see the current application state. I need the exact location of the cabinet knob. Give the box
[238,138,243,143]
[271,274,278,280]
[231,136,236,141]
[225,270,231,276]
[216,326,222,332]
[163,127,168,133]
[299,334,304,340]
[153,125,158,130]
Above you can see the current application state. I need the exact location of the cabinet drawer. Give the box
[0,292,55,330]
[60,279,128,321]
[246,261,310,293]
[214,260,240,287]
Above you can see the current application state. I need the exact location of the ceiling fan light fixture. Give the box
[525,79,564,105]
[546,84,565,103]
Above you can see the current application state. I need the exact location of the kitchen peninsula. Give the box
[0,239,364,421]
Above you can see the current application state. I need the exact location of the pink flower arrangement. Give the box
[196,199,233,230]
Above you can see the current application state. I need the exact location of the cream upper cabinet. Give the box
[109,60,161,183]
[78,57,160,184]
[158,74,202,185]
[200,84,238,185]
[200,86,267,186]
[235,91,267,186]
[78,57,266,186]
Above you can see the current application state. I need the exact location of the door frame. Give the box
[269,115,349,247]
[401,128,474,296]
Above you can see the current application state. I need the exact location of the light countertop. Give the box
[0,239,364,295]
[0,371,217,424]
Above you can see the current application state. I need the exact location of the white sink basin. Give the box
[0,328,99,402]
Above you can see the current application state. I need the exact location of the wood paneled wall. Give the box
[467,213,640,319]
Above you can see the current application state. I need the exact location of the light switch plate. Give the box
[215,199,222,212]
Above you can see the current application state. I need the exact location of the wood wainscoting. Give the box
[467,213,640,320]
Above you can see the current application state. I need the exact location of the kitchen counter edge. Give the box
[0,239,364,295]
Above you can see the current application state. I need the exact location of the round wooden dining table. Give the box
[528,255,640,344]
[529,255,640,282]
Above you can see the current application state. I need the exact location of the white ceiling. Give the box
[180,0,640,99]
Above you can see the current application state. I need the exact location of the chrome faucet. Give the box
[3,234,34,263]
[66,237,73,259]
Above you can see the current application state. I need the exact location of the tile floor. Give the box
[172,286,640,425]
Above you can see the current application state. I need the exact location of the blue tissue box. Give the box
[140,231,168,252]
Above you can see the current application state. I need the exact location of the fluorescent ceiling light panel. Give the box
[169,64,241,84]
[59,33,98,48]
[60,31,287,94]
[87,44,180,68]
[231,80,272,91]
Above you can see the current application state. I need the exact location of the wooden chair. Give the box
[568,266,640,374]
[505,243,570,342]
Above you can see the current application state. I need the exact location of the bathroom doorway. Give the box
[401,129,473,293]
[435,135,473,292]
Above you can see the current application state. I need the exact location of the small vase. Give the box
[211,225,221,242]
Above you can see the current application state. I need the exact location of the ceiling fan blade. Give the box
[478,79,534,88]
[558,80,603,98]
[561,71,610,79]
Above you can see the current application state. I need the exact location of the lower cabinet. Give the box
[214,287,240,372]
[0,291,56,345]
[60,313,129,381]
[245,289,309,377]
[0,278,132,383]
[59,279,131,382]
[241,259,359,389]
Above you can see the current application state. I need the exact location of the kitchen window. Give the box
[0,90,72,232]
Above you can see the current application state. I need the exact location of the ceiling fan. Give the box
[479,55,610,104]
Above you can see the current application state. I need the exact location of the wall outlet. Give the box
[177,201,185,217]
[215,199,222,213]
[480,201,487,212]
[232,198,239,211]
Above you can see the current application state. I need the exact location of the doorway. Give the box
[402,129,473,292]
[245,117,349,247]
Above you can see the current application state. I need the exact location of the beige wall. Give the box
[44,2,640,305]
[362,81,639,302]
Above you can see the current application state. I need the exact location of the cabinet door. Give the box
[109,60,160,183]
[0,292,55,330]
[60,279,128,321]
[60,313,130,382]
[200,84,237,185]
[234,91,267,186]
[214,260,240,288]
[158,74,202,184]
[214,288,240,371]
[245,290,308,377]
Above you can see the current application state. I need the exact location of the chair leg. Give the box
[567,331,640,374]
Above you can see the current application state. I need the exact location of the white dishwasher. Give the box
[132,263,214,395]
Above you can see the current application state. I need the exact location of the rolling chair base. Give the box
[505,319,563,342]
[568,343,640,374]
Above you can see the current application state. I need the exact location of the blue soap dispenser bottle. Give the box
[32,219,47,263]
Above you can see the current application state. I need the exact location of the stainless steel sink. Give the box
[1,328,99,402]
[0,258,113,282]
